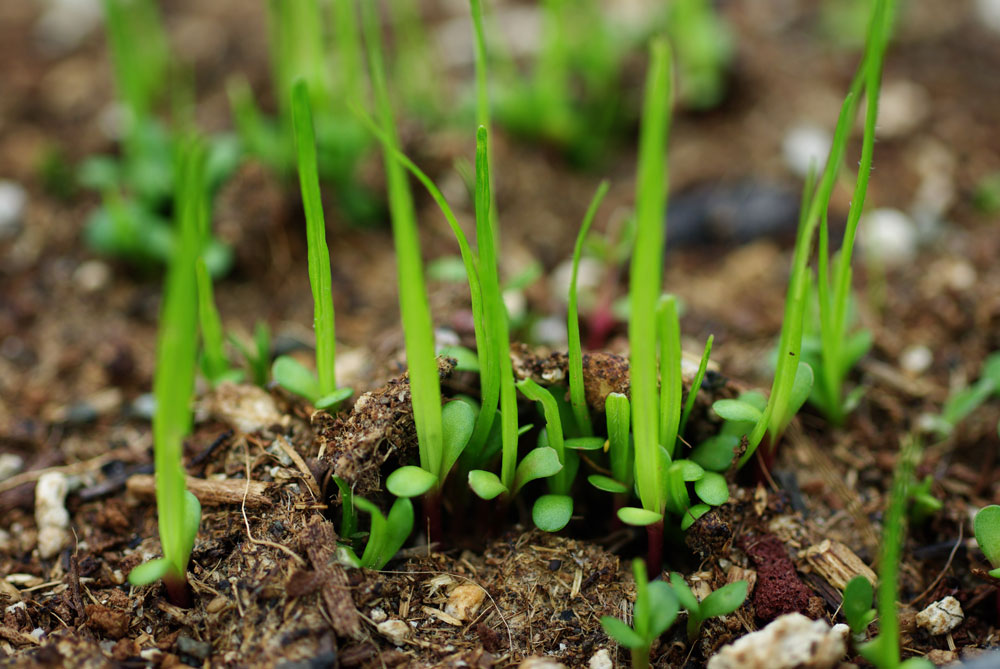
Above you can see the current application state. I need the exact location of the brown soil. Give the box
[3,1,1000,668]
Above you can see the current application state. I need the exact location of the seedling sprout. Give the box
[600,559,679,669]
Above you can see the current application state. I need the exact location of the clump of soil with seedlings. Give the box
[2,1,1000,668]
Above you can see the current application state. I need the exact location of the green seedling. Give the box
[567,181,611,437]
[724,0,897,466]
[620,37,673,573]
[516,378,593,531]
[229,322,272,388]
[127,138,204,607]
[907,474,942,524]
[184,137,242,387]
[232,0,377,222]
[490,0,631,164]
[679,335,714,437]
[588,393,634,498]
[670,573,748,641]
[925,352,1000,438]
[698,391,766,471]
[601,559,679,669]
[973,172,1000,214]
[341,497,414,571]
[841,575,876,636]
[270,82,352,411]
[974,505,1000,579]
[667,0,734,110]
[362,0,475,542]
[809,0,894,427]
[858,434,934,669]
[102,0,169,129]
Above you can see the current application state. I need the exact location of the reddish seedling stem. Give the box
[423,492,443,546]
[163,573,193,608]
[646,520,664,578]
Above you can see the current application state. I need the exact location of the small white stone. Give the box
[35,0,102,53]
[369,607,387,623]
[30,627,45,641]
[916,596,964,635]
[0,453,24,482]
[975,0,1000,34]
[73,260,111,294]
[35,472,70,559]
[0,181,27,241]
[503,289,527,324]
[532,316,568,347]
[518,658,567,669]
[859,208,918,268]
[876,80,929,139]
[588,648,613,669]
[782,124,832,179]
[707,613,848,669]
[944,260,977,292]
[377,619,412,646]
[444,584,486,622]
[900,345,933,376]
[550,257,603,308]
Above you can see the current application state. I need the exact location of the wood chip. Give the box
[297,516,362,639]
[802,539,876,590]
[727,566,757,595]
[423,605,464,627]
[126,474,272,508]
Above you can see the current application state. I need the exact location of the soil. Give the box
[2,1,1000,667]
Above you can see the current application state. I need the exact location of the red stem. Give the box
[163,573,193,608]
[423,492,443,547]
[646,521,664,578]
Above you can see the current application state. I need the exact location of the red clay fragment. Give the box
[741,534,823,622]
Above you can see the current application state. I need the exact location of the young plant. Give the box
[974,505,1000,579]
[724,0,896,467]
[621,38,673,573]
[567,181,611,437]
[907,474,942,524]
[361,0,474,542]
[127,138,204,607]
[588,393,634,500]
[601,559,679,669]
[669,573,748,641]
[857,435,934,669]
[666,0,734,110]
[924,352,1000,438]
[841,575,877,637]
[270,82,352,411]
[229,322,272,388]
[809,0,895,426]
[344,497,414,571]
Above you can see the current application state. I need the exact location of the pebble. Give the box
[73,260,112,294]
[369,607,387,623]
[707,613,848,669]
[35,0,102,53]
[129,394,157,422]
[35,472,71,559]
[916,596,964,635]
[876,80,929,139]
[0,453,24,482]
[0,181,27,242]
[206,596,228,614]
[201,383,283,434]
[376,620,411,646]
[859,208,918,268]
[588,648,613,669]
[975,0,1000,35]
[177,636,212,660]
[667,180,800,246]
[444,584,486,622]
[550,257,603,307]
[782,124,832,179]
[532,316,567,347]
[518,658,567,669]
[900,345,933,376]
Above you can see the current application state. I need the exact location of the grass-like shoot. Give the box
[669,573,748,641]
[270,82,353,411]
[349,497,414,571]
[229,322,272,388]
[127,137,204,607]
[924,352,1000,438]
[361,0,475,542]
[807,0,894,426]
[841,575,876,636]
[567,181,611,437]
[667,0,734,110]
[601,559,678,669]
[857,435,934,669]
